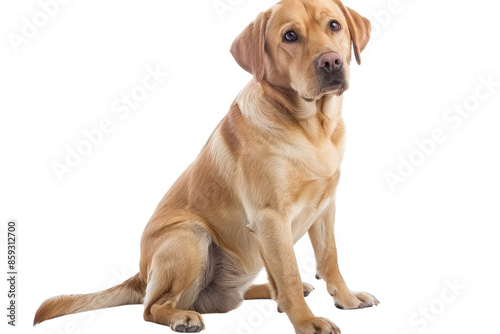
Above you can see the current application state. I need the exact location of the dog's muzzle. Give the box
[317,52,346,92]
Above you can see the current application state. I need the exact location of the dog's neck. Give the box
[236,80,343,141]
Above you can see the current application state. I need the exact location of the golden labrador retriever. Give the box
[34,0,377,333]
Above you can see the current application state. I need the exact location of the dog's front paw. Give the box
[294,317,340,334]
[333,290,379,310]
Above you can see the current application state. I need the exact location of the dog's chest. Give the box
[286,134,341,190]
[285,139,341,242]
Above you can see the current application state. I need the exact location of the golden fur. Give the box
[34,0,378,333]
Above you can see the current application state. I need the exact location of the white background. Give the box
[1,0,500,333]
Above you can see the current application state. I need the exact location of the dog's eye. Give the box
[330,21,341,32]
[283,30,299,42]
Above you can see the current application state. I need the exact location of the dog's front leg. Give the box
[250,209,340,334]
[308,201,380,310]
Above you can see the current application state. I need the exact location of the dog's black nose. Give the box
[318,52,343,73]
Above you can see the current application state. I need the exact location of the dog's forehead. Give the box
[272,0,344,26]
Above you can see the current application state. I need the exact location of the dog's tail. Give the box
[33,273,145,325]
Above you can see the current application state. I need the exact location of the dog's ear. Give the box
[230,10,271,82]
[339,5,371,65]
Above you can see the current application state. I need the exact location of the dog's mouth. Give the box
[302,81,346,102]
[323,77,348,96]
[329,80,344,87]
[329,81,347,96]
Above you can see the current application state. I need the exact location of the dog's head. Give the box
[230,0,370,102]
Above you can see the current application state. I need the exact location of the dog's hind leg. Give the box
[142,223,210,333]
[244,282,315,300]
